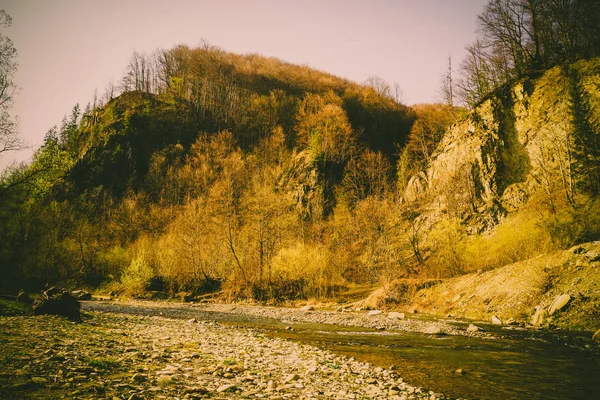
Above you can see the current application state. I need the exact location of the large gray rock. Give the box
[549,293,571,315]
[33,289,81,321]
[388,312,405,320]
[491,315,503,325]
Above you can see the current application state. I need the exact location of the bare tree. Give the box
[0,10,23,157]
[439,55,454,106]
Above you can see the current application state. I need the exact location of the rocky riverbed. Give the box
[84,300,494,339]
[0,307,448,400]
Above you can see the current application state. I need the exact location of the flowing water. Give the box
[84,302,600,400]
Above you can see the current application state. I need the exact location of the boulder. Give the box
[388,312,405,320]
[423,325,443,335]
[549,293,571,315]
[491,315,502,325]
[33,290,81,321]
[466,324,480,333]
[16,291,33,304]
[367,310,382,316]
[300,305,314,312]
[531,307,548,326]
[70,290,92,300]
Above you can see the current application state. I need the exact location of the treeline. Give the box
[451,0,600,106]
[0,87,463,299]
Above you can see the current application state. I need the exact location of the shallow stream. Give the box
[84,302,600,399]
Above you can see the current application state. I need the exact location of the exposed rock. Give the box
[16,291,33,304]
[33,291,81,321]
[454,369,466,375]
[367,310,382,316]
[404,64,597,233]
[549,293,571,315]
[388,312,405,320]
[491,315,502,325]
[466,324,480,333]
[531,307,548,326]
[300,305,314,312]
[70,290,92,300]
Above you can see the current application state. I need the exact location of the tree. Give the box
[0,10,21,157]
[440,55,454,106]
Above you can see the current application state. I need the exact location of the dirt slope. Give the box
[408,241,600,331]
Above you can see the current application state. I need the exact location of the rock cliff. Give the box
[407,58,600,233]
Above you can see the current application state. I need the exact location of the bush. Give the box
[120,254,154,297]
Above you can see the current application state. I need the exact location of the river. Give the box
[83,301,600,399]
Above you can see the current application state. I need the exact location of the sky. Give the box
[1,0,487,168]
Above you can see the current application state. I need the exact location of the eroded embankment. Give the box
[409,242,600,332]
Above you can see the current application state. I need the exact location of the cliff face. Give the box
[406,59,600,232]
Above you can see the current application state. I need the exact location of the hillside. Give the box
[0,46,599,331]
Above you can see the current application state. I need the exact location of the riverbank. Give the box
[0,306,448,400]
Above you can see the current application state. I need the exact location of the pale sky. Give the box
[1,0,487,168]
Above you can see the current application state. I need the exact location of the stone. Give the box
[531,307,548,326]
[216,384,237,393]
[17,291,33,304]
[549,293,571,315]
[423,326,442,335]
[367,310,382,316]
[300,305,314,311]
[33,291,81,321]
[131,373,146,383]
[491,315,502,325]
[187,318,197,323]
[284,373,300,383]
[454,369,466,375]
[466,324,480,333]
[388,312,405,320]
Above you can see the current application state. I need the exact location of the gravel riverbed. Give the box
[1,304,452,400]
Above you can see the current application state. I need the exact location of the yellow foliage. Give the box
[270,243,343,299]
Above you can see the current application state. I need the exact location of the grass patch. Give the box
[0,298,30,316]
[87,357,121,370]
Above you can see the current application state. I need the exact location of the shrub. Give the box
[120,253,154,297]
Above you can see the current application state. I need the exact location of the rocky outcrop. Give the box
[406,59,600,232]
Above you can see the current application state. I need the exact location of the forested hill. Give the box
[64,46,415,197]
[0,45,432,297]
